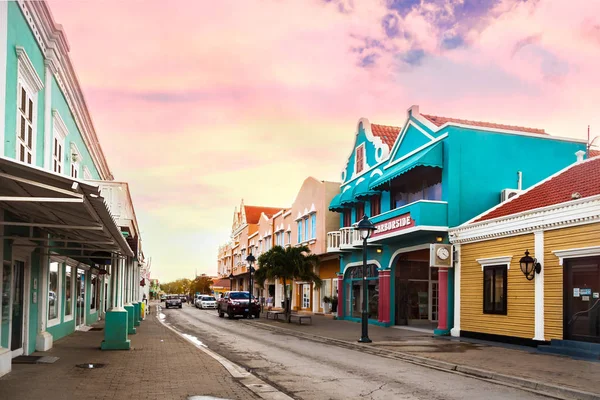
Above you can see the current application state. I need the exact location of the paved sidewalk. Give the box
[250,313,600,398]
[0,305,258,400]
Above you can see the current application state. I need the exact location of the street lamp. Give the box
[228,271,234,291]
[357,215,376,343]
[246,253,256,318]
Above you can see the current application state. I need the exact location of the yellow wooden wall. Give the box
[544,223,600,340]
[461,233,535,338]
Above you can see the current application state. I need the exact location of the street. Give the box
[161,306,551,400]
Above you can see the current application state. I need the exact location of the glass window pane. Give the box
[19,117,25,139]
[90,274,97,310]
[48,262,59,321]
[483,268,493,312]
[494,268,505,311]
[65,266,72,316]
[20,88,25,112]
[28,99,33,121]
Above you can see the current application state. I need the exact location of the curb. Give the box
[242,320,600,400]
[156,306,294,400]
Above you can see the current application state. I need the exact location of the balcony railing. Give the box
[326,231,341,252]
[327,227,362,252]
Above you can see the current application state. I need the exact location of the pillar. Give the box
[35,252,53,351]
[133,261,140,327]
[336,272,344,317]
[123,258,136,334]
[101,256,130,350]
[451,245,461,337]
[377,269,391,325]
[434,268,450,335]
[0,208,12,377]
[533,231,545,341]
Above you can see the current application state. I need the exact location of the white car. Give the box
[196,295,217,309]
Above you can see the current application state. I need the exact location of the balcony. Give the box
[326,227,361,252]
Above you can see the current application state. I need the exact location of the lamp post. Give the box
[357,215,376,343]
[246,253,256,318]
[228,272,234,291]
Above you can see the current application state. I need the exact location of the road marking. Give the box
[157,305,294,400]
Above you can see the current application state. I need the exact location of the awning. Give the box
[328,192,345,212]
[370,142,443,190]
[0,156,133,261]
[353,175,381,200]
[339,187,356,206]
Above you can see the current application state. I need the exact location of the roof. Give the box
[244,205,282,224]
[371,123,402,148]
[212,278,230,288]
[473,156,600,223]
[422,114,546,135]
[590,149,600,158]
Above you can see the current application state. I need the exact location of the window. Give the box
[65,266,73,319]
[343,211,351,227]
[355,144,364,174]
[370,195,380,216]
[52,137,63,173]
[286,231,291,245]
[52,111,68,174]
[71,161,79,178]
[17,84,34,164]
[298,220,303,243]
[483,265,507,315]
[390,168,442,209]
[48,262,61,326]
[310,213,316,239]
[70,144,81,178]
[90,274,97,310]
[356,203,364,221]
[304,217,309,241]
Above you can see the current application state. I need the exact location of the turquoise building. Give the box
[327,105,589,334]
[0,1,145,378]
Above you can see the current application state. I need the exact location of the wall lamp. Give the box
[519,250,541,280]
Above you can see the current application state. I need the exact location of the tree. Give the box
[254,245,321,322]
[191,276,213,296]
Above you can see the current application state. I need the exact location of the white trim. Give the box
[368,225,448,243]
[354,143,366,176]
[450,244,461,337]
[248,231,258,239]
[308,203,316,214]
[83,166,92,180]
[533,231,545,341]
[438,122,586,144]
[388,120,436,164]
[476,256,512,270]
[15,47,44,92]
[43,65,53,169]
[342,260,383,274]
[282,210,292,217]
[385,133,447,170]
[63,265,74,322]
[52,110,69,140]
[553,246,600,266]
[0,1,7,157]
[387,244,431,269]
[272,210,284,219]
[46,260,62,328]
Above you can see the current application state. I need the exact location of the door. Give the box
[11,261,25,356]
[76,269,86,329]
[564,257,600,343]
[302,284,310,309]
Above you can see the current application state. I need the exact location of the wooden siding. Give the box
[544,223,600,340]
[460,234,535,338]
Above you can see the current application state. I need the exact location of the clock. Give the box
[436,247,450,260]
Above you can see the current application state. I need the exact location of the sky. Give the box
[46,0,600,282]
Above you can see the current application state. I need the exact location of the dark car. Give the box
[165,295,182,309]
[217,291,260,319]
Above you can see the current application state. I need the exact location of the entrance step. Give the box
[537,340,600,360]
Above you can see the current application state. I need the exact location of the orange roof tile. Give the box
[212,278,230,288]
[371,123,402,148]
[422,114,546,135]
[473,156,600,223]
[590,149,600,158]
[244,205,283,224]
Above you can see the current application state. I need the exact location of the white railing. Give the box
[327,231,341,252]
[340,227,361,248]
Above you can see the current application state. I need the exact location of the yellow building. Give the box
[449,154,600,351]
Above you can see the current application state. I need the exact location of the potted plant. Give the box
[331,295,338,318]
[322,296,331,314]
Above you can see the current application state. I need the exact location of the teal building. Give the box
[0,1,145,378]
[327,105,589,334]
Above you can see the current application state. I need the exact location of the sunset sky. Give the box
[47,0,600,282]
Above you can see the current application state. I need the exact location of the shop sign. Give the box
[371,213,414,238]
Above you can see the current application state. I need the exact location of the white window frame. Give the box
[51,110,68,174]
[47,259,63,328]
[15,47,43,166]
[310,213,317,239]
[83,166,92,180]
[355,143,365,174]
[70,143,81,179]
[304,217,309,242]
[64,265,74,322]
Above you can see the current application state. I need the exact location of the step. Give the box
[550,339,600,352]
[538,345,600,360]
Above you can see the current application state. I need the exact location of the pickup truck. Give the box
[164,295,182,309]
[217,291,260,319]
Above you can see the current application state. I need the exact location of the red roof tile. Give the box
[473,156,600,223]
[590,149,600,158]
[212,278,230,288]
[422,114,546,135]
[244,205,282,224]
[371,123,402,149]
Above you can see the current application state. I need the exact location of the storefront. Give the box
[449,156,600,346]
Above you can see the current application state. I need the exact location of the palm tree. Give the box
[255,245,321,322]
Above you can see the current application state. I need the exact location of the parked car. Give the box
[196,295,217,309]
[160,295,166,302]
[165,295,182,309]
[179,295,187,303]
[217,291,260,319]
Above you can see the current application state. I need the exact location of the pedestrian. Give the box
[267,295,274,311]
[260,296,265,313]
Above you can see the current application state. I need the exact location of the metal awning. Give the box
[0,156,133,260]
[370,142,443,190]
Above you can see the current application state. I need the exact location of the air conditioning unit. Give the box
[501,189,522,202]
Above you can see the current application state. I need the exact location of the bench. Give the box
[289,314,312,325]
[266,311,285,320]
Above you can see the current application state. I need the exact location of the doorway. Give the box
[394,257,438,328]
[75,269,86,329]
[564,257,600,343]
[10,261,25,357]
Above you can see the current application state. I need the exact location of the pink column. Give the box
[437,268,449,331]
[378,270,391,324]
[336,273,344,317]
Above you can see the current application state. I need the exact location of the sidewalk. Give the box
[0,305,258,400]
[249,313,600,399]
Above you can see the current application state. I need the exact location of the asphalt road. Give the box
[161,305,551,400]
